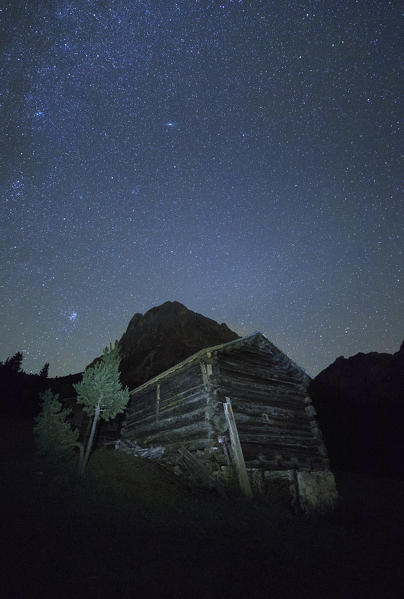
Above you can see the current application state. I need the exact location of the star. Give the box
[0,1,401,377]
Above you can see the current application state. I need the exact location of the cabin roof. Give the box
[130,331,309,396]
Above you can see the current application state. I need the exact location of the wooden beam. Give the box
[200,361,208,390]
[224,397,253,498]
[156,383,160,423]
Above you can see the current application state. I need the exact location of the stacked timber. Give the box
[120,332,337,511]
[122,358,213,452]
[213,346,329,471]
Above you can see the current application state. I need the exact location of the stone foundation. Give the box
[245,468,337,512]
[295,470,338,513]
[114,440,338,512]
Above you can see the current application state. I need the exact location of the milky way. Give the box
[1,1,402,377]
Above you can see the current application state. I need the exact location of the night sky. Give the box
[1,1,402,378]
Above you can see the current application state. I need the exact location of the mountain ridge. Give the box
[309,340,404,474]
[117,300,240,389]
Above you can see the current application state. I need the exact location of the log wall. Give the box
[121,338,329,474]
[211,346,329,471]
[121,361,214,452]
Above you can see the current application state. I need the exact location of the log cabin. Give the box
[120,332,337,511]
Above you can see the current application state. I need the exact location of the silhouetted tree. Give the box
[39,362,49,378]
[34,389,83,466]
[4,351,23,372]
[0,352,48,417]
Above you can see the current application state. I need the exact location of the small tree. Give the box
[39,362,49,378]
[33,389,81,462]
[5,351,23,372]
[73,342,129,476]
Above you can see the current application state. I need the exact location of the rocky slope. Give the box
[117,301,240,389]
[309,341,404,474]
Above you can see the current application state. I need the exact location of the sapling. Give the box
[73,341,129,476]
[34,388,83,468]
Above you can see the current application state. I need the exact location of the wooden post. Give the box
[156,383,160,423]
[224,397,253,498]
[200,361,210,391]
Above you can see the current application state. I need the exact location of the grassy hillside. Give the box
[1,417,403,598]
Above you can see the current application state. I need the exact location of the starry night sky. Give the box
[1,1,402,378]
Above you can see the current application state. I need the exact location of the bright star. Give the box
[69,311,77,321]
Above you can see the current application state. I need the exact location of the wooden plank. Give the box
[224,397,252,498]
[218,351,304,379]
[159,438,214,452]
[159,383,205,407]
[141,421,211,444]
[124,405,208,437]
[125,385,206,425]
[218,374,306,396]
[156,383,160,423]
[159,365,203,397]
[124,396,208,433]
[200,361,210,391]
[176,448,219,489]
[159,386,206,412]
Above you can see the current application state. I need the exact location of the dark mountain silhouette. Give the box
[0,302,239,426]
[309,341,404,475]
[117,301,240,389]
[58,301,239,438]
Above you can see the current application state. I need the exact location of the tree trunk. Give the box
[73,442,84,476]
[79,396,102,476]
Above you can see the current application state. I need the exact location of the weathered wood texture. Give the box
[120,333,329,474]
[121,361,211,451]
[211,346,328,470]
[224,397,253,497]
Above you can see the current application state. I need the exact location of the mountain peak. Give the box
[125,301,187,332]
[119,301,239,389]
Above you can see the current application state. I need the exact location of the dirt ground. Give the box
[1,416,403,598]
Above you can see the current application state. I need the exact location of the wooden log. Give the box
[176,447,223,492]
[237,422,314,436]
[200,360,213,391]
[159,387,206,412]
[224,397,252,498]
[156,383,160,423]
[218,352,305,383]
[121,340,317,480]
[159,395,207,417]
[140,421,212,445]
[220,361,308,386]
[159,368,203,397]
[158,383,206,405]
[228,410,312,428]
[125,386,207,426]
[218,376,305,400]
[217,374,306,396]
[220,369,298,389]
[125,405,208,436]
[159,438,215,452]
[124,400,209,436]
[238,433,322,448]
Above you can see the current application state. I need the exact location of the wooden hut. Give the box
[120,332,337,511]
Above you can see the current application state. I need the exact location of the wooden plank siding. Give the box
[120,332,329,473]
[121,359,212,451]
[210,345,327,470]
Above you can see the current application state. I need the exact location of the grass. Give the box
[1,416,403,598]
